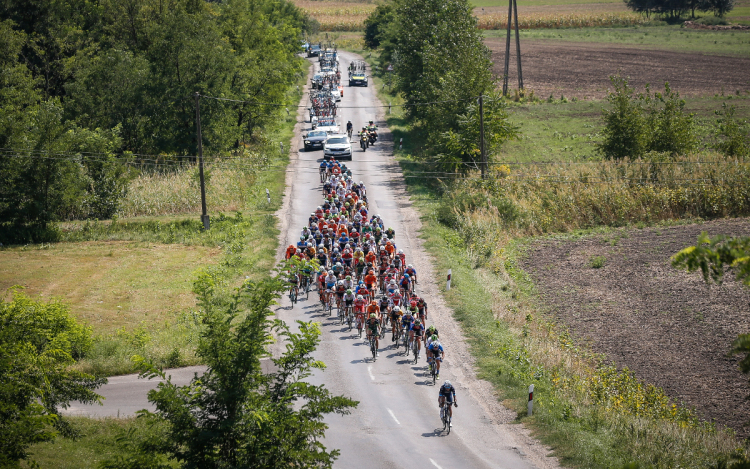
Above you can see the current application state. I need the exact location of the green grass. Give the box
[484,25,750,56]
[23,417,175,469]
[498,94,750,162]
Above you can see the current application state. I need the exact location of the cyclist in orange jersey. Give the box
[285,244,296,260]
[364,250,377,265]
[385,241,395,258]
[364,270,378,292]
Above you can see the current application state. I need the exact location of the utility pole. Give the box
[479,95,486,179]
[502,0,524,96]
[195,92,210,230]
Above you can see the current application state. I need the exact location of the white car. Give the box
[317,119,340,134]
[324,134,352,160]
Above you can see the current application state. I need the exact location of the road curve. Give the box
[274,51,550,469]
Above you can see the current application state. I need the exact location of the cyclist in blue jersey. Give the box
[439,380,457,424]
[427,335,445,378]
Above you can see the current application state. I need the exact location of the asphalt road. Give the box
[274,51,537,469]
[64,51,545,469]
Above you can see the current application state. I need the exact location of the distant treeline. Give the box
[0,0,313,240]
[625,0,734,19]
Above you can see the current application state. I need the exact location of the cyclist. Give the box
[416,296,428,323]
[399,273,412,296]
[346,120,353,138]
[364,269,378,293]
[410,318,425,357]
[404,264,417,283]
[287,270,299,300]
[390,305,403,340]
[428,335,445,378]
[285,244,297,260]
[343,288,356,317]
[438,380,457,424]
[335,280,347,309]
[366,313,381,356]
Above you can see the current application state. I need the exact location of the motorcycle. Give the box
[368,131,377,145]
[360,135,367,152]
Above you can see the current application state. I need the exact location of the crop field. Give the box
[486,29,750,100]
[520,218,750,437]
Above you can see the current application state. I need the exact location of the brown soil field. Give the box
[487,39,750,98]
[520,218,750,436]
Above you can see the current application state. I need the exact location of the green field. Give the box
[500,94,750,162]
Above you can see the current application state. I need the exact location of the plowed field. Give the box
[521,218,750,436]
[487,39,750,98]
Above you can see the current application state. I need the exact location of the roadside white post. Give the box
[446,269,452,290]
[399,138,403,150]
[528,384,534,416]
[266,189,271,204]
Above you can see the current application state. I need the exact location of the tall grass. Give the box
[437,153,750,252]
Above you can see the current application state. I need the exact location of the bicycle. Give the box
[413,338,420,364]
[429,356,438,384]
[357,314,364,338]
[325,291,334,316]
[369,334,377,360]
[441,401,453,434]
[405,334,412,357]
[289,284,298,305]
[346,305,354,331]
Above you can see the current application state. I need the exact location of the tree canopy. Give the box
[101,275,358,469]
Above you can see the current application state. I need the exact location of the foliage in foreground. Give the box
[0,289,105,468]
[101,277,357,469]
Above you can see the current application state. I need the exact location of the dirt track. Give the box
[487,39,750,98]
[520,218,750,436]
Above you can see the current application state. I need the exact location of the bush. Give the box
[599,76,649,159]
[599,77,697,159]
[715,103,750,158]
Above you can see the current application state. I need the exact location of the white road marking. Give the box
[429,458,443,469]
[368,365,375,381]
[387,408,401,425]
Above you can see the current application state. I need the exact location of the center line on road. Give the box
[429,458,443,469]
[367,365,375,381]
[387,408,400,425]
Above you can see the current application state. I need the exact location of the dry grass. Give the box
[119,163,257,218]
[0,241,220,335]
[295,1,376,30]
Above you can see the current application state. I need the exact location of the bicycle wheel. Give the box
[432,363,437,384]
[413,344,419,364]
[370,339,376,360]
[405,338,411,356]
[446,413,452,434]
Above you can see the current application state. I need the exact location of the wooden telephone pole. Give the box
[502,0,524,96]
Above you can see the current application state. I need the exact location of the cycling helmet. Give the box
[360,181,364,184]
[398,249,404,254]
[370,313,376,318]
[404,274,410,278]
[443,380,451,387]
[337,280,344,285]
[390,279,397,284]
[310,213,315,217]
[357,295,363,300]
[307,243,312,247]
[300,236,305,240]
[415,319,421,325]
[328,270,334,275]
[380,246,386,251]
[336,262,342,267]
[346,289,353,294]
[408,264,413,268]
[346,275,352,280]
[386,241,392,246]
[393,306,401,312]
[431,334,438,341]
[318,244,324,248]
[288,244,294,249]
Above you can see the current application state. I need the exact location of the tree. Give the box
[598,76,649,159]
[363,3,394,49]
[382,0,494,133]
[0,288,105,468]
[708,0,735,16]
[672,233,750,397]
[715,103,749,158]
[433,90,519,172]
[102,276,358,469]
[646,82,697,156]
